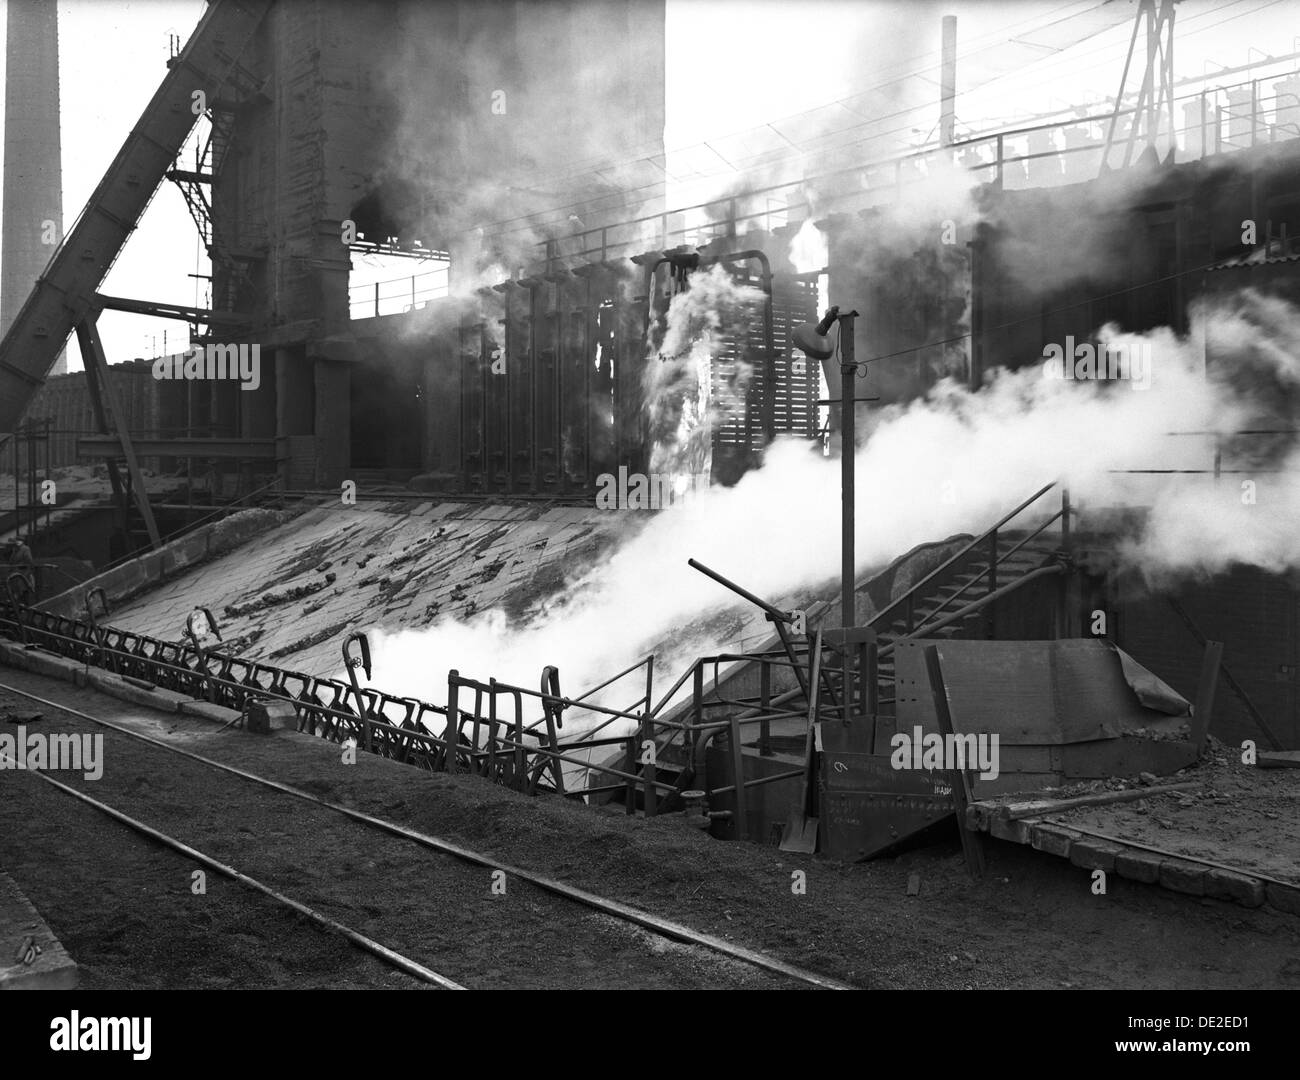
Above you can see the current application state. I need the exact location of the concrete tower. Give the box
[3,0,63,373]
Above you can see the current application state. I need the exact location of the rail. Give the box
[0,580,846,829]
[526,74,1300,268]
[348,264,450,321]
[866,481,1069,645]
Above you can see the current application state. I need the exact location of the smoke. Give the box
[360,287,1299,722]
[643,264,765,481]
[788,218,828,275]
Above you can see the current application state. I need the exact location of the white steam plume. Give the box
[358,289,1300,714]
[643,264,765,482]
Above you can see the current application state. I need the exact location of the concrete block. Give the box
[1158,859,1207,896]
[1028,824,1074,858]
[1069,838,1126,872]
[988,817,1032,844]
[178,700,243,726]
[1204,869,1266,907]
[1265,882,1300,916]
[18,648,83,685]
[85,671,181,714]
[247,698,298,735]
[0,642,31,669]
[0,870,78,990]
[1115,849,1163,884]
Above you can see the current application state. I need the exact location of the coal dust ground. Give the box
[1,669,1296,990]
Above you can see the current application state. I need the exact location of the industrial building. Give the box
[1,0,1298,999]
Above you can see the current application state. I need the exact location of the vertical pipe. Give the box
[554,282,564,493]
[1251,79,1258,148]
[865,640,878,751]
[728,712,749,841]
[759,661,772,756]
[503,292,513,495]
[840,313,856,631]
[1058,487,1072,639]
[940,15,957,149]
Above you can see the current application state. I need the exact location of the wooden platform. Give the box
[966,760,1300,916]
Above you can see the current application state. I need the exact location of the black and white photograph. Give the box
[0,0,1295,1039]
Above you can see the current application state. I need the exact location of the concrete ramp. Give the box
[105,500,630,679]
[0,869,77,989]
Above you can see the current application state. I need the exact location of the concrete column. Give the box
[313,357,349,487]
[241,345,276,438]
[275,346,312,435]
[424,330,460,477]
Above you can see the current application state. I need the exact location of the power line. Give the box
[465,0,1291,246]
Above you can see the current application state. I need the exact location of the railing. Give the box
[346,72,1300,311]
[866,481,1070,653]
[511,73,1300,269]
[0,584,853,840]
[348,265,450,321]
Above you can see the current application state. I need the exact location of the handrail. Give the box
[914,507,1065,632]
[880,564,1066,659]
[486,74,1300,267]
[866,481,1059,634]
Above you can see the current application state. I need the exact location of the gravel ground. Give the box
[2,668,1298,990]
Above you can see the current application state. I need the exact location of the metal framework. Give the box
[0,0,271,440]
[0,481,1075,854]
[1101,0,1179,171]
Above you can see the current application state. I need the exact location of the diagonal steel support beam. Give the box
[75,316,162,550]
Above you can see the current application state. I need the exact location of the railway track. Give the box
[0,677,853,991]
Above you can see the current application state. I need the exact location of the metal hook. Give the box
[85,587,109,621]
[342,631,372,708]
[540,664,564,730]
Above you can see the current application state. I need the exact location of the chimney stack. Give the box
[3,0,64,374]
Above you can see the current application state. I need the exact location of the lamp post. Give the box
[793,305,864,630]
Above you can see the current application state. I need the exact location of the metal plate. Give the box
[894,638,1184,745]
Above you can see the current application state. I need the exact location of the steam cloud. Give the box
[643,264,765,481]
[360,287,1300,721]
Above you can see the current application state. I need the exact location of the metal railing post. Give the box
[640,708,657,817]
[445,670,460,773]
[624,735,637,814]
[987,528,998,638]
[513,693,526,791]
